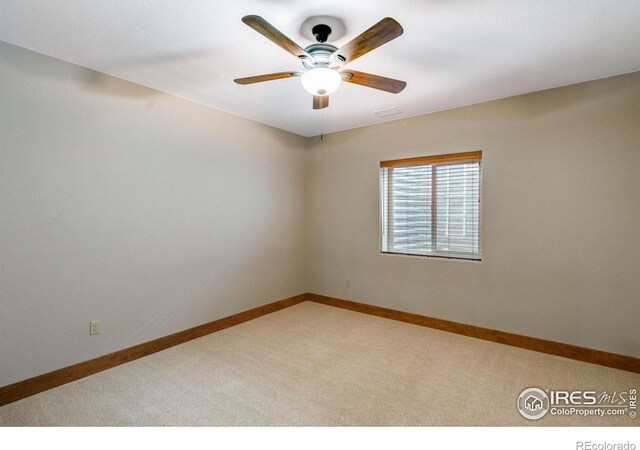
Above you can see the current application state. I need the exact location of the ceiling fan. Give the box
[234,15,407,109]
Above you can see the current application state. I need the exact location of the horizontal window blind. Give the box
[380,151,482,260]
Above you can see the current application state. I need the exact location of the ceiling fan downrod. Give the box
[312,24,332,43]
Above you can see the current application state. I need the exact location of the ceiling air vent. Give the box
[374,107,402,118]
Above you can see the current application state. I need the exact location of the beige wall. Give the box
[307,72,640,357]
[0,42,307,387]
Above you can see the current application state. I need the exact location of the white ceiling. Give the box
[1,0,639,137]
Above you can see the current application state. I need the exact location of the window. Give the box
[380,151,482,261]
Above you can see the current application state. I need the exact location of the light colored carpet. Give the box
[1,301,638,426]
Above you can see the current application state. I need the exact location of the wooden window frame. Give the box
[380,151,483,261]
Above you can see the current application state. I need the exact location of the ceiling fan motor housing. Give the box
[302,43,342,70]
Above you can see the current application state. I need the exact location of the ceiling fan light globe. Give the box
[301,68,341,96]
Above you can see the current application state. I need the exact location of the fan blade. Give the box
[242,15,311,60]
[234,71,301,85]
[313,95,329,109]
[341,70,406,94]
[332,17,403,64]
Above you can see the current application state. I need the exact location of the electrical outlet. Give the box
[90,320,101,335]
[345,279,351,288]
